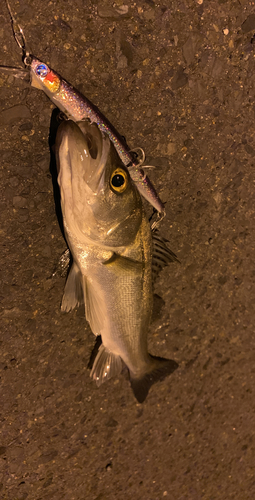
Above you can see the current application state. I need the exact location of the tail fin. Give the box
[130,356,178,403]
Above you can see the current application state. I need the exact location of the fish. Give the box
[55,119,178,403]
[1,0,165,225]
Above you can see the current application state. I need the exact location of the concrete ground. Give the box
[1,0,255,499]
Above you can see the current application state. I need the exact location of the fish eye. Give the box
[36,64,49,77]
[110,168,128,193]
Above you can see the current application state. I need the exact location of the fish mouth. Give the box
[75,120,110,195]
[56,120,110,196]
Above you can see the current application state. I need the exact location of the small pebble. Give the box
[223,28,229,35]
[115,5,128,15]
[142,58,150,66]
[117,55,128,69]
[143,9,155,21]
[167,142,177,155]
[98,5,127,19]
[13,196,28,209]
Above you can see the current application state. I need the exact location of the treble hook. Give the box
[5,0,31,65]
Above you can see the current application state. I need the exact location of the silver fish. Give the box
[56,120,178,403]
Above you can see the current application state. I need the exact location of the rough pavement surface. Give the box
[1,1,255,499]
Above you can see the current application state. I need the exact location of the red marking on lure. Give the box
[44,71,60,92]
[45,71,56,83]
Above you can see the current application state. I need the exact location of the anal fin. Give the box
[130,356,178,403]
[90,344,123,386]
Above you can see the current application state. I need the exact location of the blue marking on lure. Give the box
[36,64,49,77]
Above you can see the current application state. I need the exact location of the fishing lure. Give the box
[2,1,166,225]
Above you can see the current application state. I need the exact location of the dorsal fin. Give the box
[152,232,179,281]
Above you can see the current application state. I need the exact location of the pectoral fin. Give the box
[83,277,105,335]
[61,262,84,312]
[90,344,123,386]
[103,253,143,273]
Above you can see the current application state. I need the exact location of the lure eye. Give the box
[110,168,128,193]
[35,64,49,77]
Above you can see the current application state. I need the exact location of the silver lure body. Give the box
[29,56,165,215]
[2,0,165,216]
